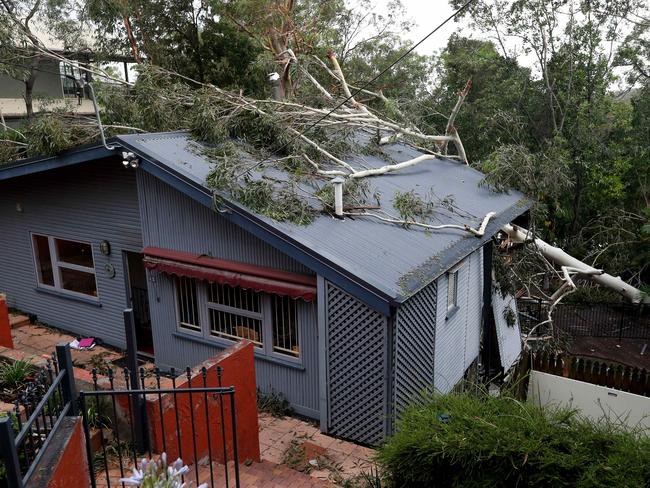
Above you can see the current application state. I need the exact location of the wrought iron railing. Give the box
[0,344,77,488]
[81,364,240,488]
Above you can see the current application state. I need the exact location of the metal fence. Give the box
[0,344,77,488]
[81,365,240,488]
[518,298,650,341]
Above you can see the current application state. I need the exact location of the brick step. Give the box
[10,314,30,329]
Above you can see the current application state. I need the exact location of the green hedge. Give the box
[378,393,650,487]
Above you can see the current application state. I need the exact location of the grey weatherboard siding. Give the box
[0,158,143,348]
[136,171,320,418]
[434,247,483,393]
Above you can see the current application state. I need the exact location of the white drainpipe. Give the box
[332,177,345,216]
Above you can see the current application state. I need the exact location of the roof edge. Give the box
[0,140,119,181]
[395,198,531,302]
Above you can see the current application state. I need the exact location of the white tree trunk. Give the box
[502,224,649,304]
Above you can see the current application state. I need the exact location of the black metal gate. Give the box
[79,366,241,488]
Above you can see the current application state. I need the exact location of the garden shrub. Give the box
[378,392,650,487]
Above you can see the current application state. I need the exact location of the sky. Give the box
[384,0,462,56]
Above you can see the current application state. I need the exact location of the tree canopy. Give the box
[0,0,648,298]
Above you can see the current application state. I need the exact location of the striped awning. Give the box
[142,247,317,301]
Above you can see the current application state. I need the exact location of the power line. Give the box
[241,0,477,175]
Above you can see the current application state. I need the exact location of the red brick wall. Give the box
[145,340,261,465]
[0,294,13,349]
[41,418,90,488]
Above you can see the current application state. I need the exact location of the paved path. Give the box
[96,459,336,488]
[259,413,376,484]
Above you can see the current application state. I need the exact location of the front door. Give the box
[124,251,154,357]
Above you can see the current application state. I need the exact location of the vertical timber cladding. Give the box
[393,281,437,416]
[326,281,388,444]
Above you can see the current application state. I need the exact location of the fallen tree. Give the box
[0,25,647,314]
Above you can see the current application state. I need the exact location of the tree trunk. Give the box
[502,224,649,303]
[24,72,36,118]
[123,15,141,63]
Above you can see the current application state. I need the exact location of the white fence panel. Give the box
[528,370,650,432]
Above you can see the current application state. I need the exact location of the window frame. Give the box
[59,61,82,98]
[446,263,462,319]
[173,278,302,363]
[175,276,203,335]
[31,233,99,301]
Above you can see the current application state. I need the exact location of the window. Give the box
[272,295,299,357]
[32,234,98,298]
[447,268,459,312]
[208,283,263,346]
[177,277,201,332]
[174,278,301,359]
[59,62,82,98]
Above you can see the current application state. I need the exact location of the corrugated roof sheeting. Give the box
[117,132,528,301]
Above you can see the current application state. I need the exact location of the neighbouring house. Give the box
[0,36,132,124]
[0,131,528,444]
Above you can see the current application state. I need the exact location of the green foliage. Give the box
[0,360,36,390]
[378,392,650,487]
[256,388,293,417]
[207,165,316,225]
[503,307,516,328]
[86,397,113,429]
[393,190,435,223]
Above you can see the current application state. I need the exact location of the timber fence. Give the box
[531,351,650,397]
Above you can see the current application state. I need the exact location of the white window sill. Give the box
[35,286,102,307]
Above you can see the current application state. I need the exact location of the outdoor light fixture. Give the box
[99,240,111,256]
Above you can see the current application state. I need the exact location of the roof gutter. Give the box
[0,142,117,181]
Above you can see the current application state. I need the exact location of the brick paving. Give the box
[96,457,336,487]
[6,318,160,388]
[5,317,377,486]
[10,317,122,366]
[258,413,377,485]
[94,414,376,487]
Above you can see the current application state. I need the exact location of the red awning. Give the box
[142,247,317,301]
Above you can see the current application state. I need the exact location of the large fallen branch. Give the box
[502,224,649,304]
[345,211,496,237]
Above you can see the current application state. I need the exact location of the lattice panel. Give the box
[326,282,387,445]
[394,282,437,416]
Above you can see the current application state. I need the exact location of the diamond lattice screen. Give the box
[394,281,437,417]
[326,282,387,444]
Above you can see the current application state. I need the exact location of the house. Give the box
[0,132,528,444]
[0,38,132,124]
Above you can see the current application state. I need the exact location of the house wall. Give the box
[433,247,484,393]
[136,171,320,418]
[0,159,143,347]
[0,58,64,99]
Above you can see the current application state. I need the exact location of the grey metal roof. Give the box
[117,131,528,303]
